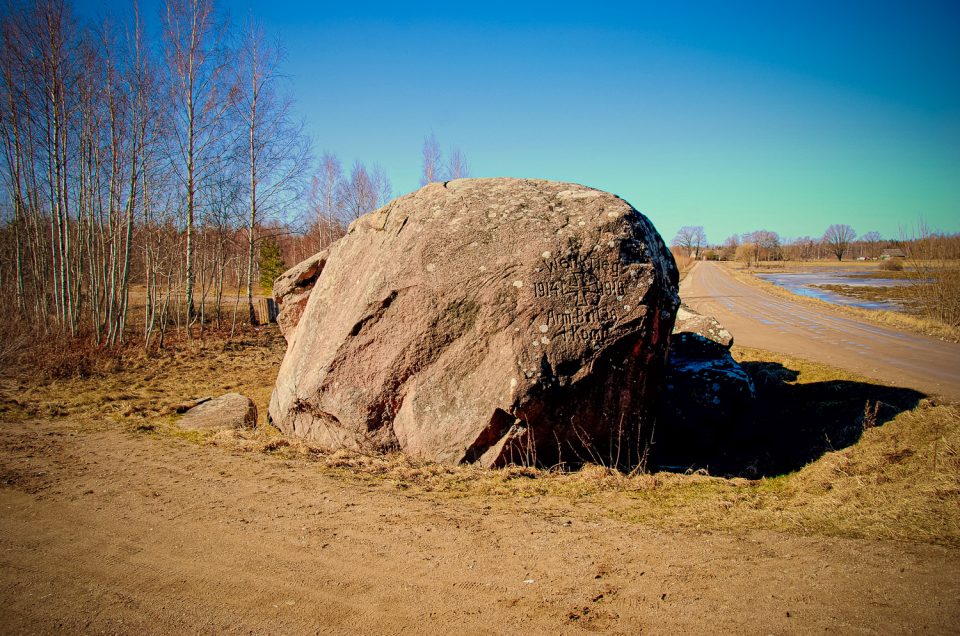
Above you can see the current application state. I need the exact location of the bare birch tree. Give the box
[860,230,883,259]
[445,146,470,179]
[79,8,154,346]
[0,8,34,320]
[743,229,781,262]
[162,0,235,332]
[420,132,441,186]
[0,0,323,352]
[0,0,86,334]
[788,236,818,261]
[234,18,309,322]
[339,160,373,221]
[307,151,345,246]
[369,162,392,209]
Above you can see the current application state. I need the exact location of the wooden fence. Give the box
[253,298,279,325]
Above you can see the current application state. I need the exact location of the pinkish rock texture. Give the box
[673,303,733,350]
[180,393,257,431]
[273,250,329,339]
[269,178,679,468]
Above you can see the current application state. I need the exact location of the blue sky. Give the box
[76,0,959,245]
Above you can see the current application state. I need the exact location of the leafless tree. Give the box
[720,234,739,261]
[162,0,235,330]
[420,132,441,186]
[84,8,155,346]
[0,0,99,336]
[859,230,883,259]
[234,17,309,322]
[823,224,856,261]
[0,0,335,354]
[671,225,707,259]
[900,222,960,327]
[787,236,818,261]
[743,230,781,262]
[307,151,345,244]
[369,162,392,208]
[337,160,392,222]
[0,4,40,322]
[338,160,372,221]
[419,134,470,184]
[445,146,470,179]
[735,242,757,267]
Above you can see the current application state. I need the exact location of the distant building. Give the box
[880,248,906,260]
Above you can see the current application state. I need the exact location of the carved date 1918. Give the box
[535,254,630,343]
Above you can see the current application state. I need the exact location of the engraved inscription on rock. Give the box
[533,253,634,344]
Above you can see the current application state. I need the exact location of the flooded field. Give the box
[756,270,914,310]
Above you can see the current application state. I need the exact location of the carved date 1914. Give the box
[535,254,631,343]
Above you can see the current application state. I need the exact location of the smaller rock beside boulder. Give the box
[166,396,212,414]
[655,305,755,468]
[179,393,258,431]
[273,249,328,340]
[672,304,733,352]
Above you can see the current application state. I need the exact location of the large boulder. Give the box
[179,393,258,431]
[269,178,679,468]
[654,305,755,468]
[273,250,329,339]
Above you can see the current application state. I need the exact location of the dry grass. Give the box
[0,328,285,426]
[671,248,695,282]
[0,322,123,381]
[909,266,960,329]
[1,328,957,546]
[723,262,960,342]
[813,283,917,306]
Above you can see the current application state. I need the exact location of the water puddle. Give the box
[756,271,912,311]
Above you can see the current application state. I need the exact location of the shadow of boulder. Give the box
[650,360,925,478]
[654,336,756,470]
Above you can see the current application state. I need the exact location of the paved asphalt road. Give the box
[680,262,960,401]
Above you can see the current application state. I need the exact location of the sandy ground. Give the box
[2,416,958,634]
[682,262,960,400]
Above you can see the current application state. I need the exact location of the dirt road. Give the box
[2,417,958,634]
[682,262,960,400]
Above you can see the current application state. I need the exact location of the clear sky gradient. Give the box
[76,0,960,245]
